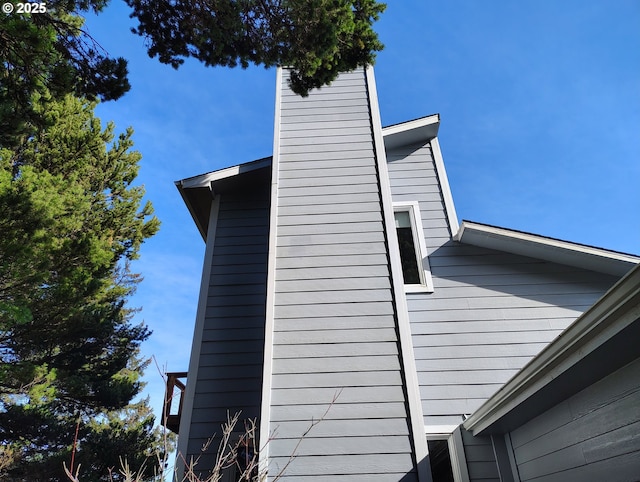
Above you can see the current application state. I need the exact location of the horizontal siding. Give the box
[267,69,417,480]
[460,429,499,482]
[510,358,640,481]
[184,185,269,473]
[386,140,619,427]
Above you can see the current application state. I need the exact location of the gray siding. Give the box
[385,141,619,426]
[185,185,269,474]
[509,357,640,482]
[267,69,418,480]
[460,428,500,482]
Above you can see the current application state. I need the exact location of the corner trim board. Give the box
[258,67,283,472]
[366,66,430,482]
[175,194,221,478]
[430,137,460,238]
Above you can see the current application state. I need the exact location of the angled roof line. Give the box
[455,220,639,276]
[174,114,442,190]
[463,264,640,435]
[175,156,272,240]
[175,156,272,190]
[382,114,440,150]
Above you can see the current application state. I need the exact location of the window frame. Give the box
[393,201,434,293]
[425,425,471,482]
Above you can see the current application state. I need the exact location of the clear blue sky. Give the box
[84,1,640,426]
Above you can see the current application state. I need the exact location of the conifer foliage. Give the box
[0,0,130,146]
[0,95,163,481]
[125,0,387,95]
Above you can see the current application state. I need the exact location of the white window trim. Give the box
[393,201,434,293]
[425,425,470,482]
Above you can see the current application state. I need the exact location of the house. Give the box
[170,67,640,481]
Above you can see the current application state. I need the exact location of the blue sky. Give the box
[83,1,640,427]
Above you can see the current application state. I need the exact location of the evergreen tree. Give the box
[1,0,385,142]
[0,94,164,481]
[125,0,386,95]
[0,0,130,146]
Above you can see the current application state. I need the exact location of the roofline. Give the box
[175,156,272,190]
[455,220,639,276]
[463,264,640,435]
[381,114,440,150]
[174,114,441,191]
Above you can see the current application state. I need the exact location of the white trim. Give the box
[393,201,434,292]
[430,137,460,238]
[382,114,440,150]
[178,157,272,189]
[366,66,430,482]
[258,67,283,474]
[450,427,471,482]
[463,264,640,435]
[424,424,459,437]
[175,194,220,478]
[423,425,470,482]
[382,114,440,137]
[456,221,639,276]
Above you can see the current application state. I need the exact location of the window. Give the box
[428,439,455,482]
[393,202,433,292]
[425,426,470,482]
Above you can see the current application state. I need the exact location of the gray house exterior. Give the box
[173,67,640,481]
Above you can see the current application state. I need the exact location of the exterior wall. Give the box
[385,140,619,427]
[508,357,640,481]
[263,69,419,480]
[460,429,499,482]
[182,184,270,475]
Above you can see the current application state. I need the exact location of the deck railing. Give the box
[162,371,187,434]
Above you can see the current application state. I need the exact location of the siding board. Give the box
[183,186,269,472]
[266,68,417,479]
[386,138,618,429]
[509,358,640,481]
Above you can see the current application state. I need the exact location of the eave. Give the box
[463,264,640,436]
[382,114,440,150]
[455,220,639,276]
[176,115,443,240]
[175,157,271,240]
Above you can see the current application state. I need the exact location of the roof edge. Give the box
[463,264,640,435]
[382,114,440,150]
[455,220,639,276]
[176,156,272,190]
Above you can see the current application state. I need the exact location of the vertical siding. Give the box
[267,69,418,480]
[385,141,619,427]
[185,185,269,475]
[509,357,640,482]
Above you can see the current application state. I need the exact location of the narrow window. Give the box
[395,210,421,284]
[427,439,455,482]
[393,202,433,292]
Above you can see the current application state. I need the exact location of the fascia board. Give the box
[456,221,639,276]
[177,157,272,189]
[174,181,211,241]
[175,157,272,240]
[382,114,440,150]
[463,264,640,435]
